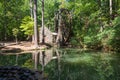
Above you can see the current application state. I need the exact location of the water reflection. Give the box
[31,49,61,69]
[0,49,61,69]
[0,49,120,80]
[29,49,61,80]
[0,48,61,79]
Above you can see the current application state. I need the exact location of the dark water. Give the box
[0,49,120,80]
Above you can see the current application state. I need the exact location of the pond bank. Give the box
[0,41,50,53]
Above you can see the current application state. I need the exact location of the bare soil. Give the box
[0,41,49,53]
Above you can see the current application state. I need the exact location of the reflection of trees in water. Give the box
[0,49,61,70]
[36,49,61,80]
[94,54,114,80]
[1,49,120,80]
[0,54,16,66]
[55,52,115,80]
[31,49,61,79]
[0,49,61,80]
[31,49,61,69]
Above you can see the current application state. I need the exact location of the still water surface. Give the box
[0,49,120,80]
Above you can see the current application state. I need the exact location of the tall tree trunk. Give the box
[41,0,45,44]
[33,0,38,47]
[30,0,34,43]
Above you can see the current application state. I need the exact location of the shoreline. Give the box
[0,41,50,53]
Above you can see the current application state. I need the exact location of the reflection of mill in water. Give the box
[31,49,61,80]
[1,48,62,80]
[0,49,61,80]
[32,49,61,70]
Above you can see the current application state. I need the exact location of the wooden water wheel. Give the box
[55,8,72,47]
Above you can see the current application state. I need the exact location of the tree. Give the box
[30,0,33,18]
[55,8,72,47]
[33,0,38,47]
[12,28,19,44]
[109,0,112,16]
[41,0,45,44]
[0,0,30,41]
[29,0,35,43]
[20,16,34,41]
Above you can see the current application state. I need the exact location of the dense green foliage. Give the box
[0,0,120,51]
[20,16,34,37]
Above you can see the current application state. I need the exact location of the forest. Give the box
[0,0,120,52]
[1,0,120,80]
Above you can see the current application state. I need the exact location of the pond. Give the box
[0,48,120,80]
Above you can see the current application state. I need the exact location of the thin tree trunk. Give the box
[33,0,38,47]
[110,0,112,16]
[30,0,33,18]
[99,0,104,32]
[15,36,18,44]
[110,0,112,21]
[41,0,45,44]
[109,0,113,26]
[4,1,7,41]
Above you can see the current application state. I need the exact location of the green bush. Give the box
[84,35,101,49]
[109,24,120,51]
[96,16,120,51]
